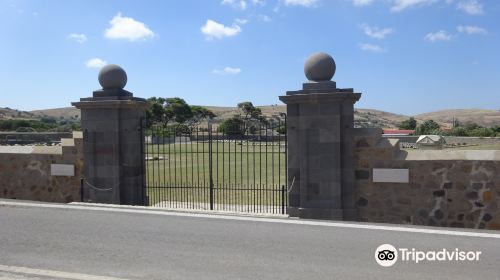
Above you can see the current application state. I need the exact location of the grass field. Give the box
[144,141,287,210]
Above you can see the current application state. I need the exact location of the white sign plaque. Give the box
[51,164,75,176]
[373,168,409,183]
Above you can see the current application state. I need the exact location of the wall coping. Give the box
[0,131,81,155]
[0,145,62,155]
[404,150,500,161]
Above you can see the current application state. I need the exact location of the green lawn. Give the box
[144,141,287,209]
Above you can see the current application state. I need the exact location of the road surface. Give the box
[1,200,499,279]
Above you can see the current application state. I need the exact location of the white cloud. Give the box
[235,18,249,24]
[283,0,318,7]
[104,13,155,41]
[258,14,272,22]
[457,25,487,35]
[390,0,437,12]
[251,0,266,5]
[85,58,107,68]
[360,24,393,39]
[221,0,248,10]
[353,0,374,7]
[201,20,242,40]
[212,67,242,75]
[424,30,452,42]
[457,0,483,15]
[68,33,87,43]
[358,43,386,53]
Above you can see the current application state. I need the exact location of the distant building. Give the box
[382,129,415,136]
[416,135,446,150]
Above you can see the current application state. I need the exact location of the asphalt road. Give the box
[1,200,499,280]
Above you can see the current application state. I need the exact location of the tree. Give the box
[464,122,481,131]
[186,106,216,128]
[398,117,417,130]
[276,124,286,135]
[146,97,215,131]
[467,127,495,137]
[235,102,268,134]
[415,120,441,135]
[237,102,268,124]
[447,127,468,136]
[165,97,193,124]
[218,116,244,136]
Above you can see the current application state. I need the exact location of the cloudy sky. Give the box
[0,0,498,115]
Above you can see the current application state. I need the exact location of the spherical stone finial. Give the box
[98,64,127,90]
[304,52,336,82]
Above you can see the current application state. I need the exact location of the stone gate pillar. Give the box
[72,65,149,205]
[279,53,361,220]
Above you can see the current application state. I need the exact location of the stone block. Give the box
[355,169,370,180]
[50,164,75,176]
[373,168,409,183]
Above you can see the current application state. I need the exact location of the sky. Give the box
[0,0,499,115]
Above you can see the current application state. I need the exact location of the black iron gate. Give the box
[143,117,287,214]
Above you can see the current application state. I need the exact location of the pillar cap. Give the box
[304,52,336,82]
[98,64,127,90]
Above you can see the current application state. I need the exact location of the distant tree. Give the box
[415,120,441,135]
[218,116,245,136]
[446,127,468,137]
[41,117,57,124]
[467,127,495,137]
[464,122,481,131]
[165,97,194,124]
[237,102,267,124]
[234,102,268,134]
[398,117,417,130]
[146,97,215,131]
[276,124,286,135]
[187,106,216,128]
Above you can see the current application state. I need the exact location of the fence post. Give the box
[208,122,214,210]
[281,185,285,215]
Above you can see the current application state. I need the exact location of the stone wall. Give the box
[354,128,500,230]
[0,132,83,203]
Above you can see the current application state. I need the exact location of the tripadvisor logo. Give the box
[375,244,398,267]
[375,244,482,267]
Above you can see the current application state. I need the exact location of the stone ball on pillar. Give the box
[304,52,336,82]
[98,64,128,90]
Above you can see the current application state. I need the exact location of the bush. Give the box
[415,120,440,135]
[467,128,495,137]
[398,117,417,130]
[276,124,286,135]
[218,117,244,135]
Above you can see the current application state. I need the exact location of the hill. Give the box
[25,105,409,128]
[416,109,500,128]
[2,106,498,129]
[30,107,80,121]
[0,107,36,120]
[203,106,411,128]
